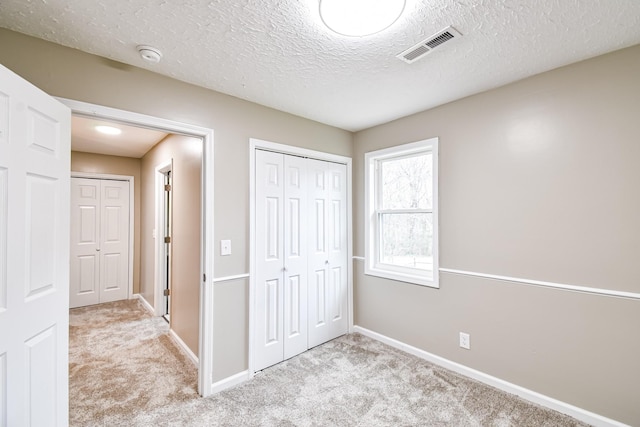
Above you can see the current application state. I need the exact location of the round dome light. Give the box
[319,0,406,37]
[95,125,122,135]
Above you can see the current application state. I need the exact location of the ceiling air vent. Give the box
[397,26,462,64]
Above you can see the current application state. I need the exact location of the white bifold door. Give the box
[70,177,130,308]
[254,150,348,372]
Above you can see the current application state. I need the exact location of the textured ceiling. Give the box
[1,0,640,131]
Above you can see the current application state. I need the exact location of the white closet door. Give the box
[70,178,129,308]
[99,180,129,303]
[283,155,308,360]
[254,150,285,371]
[308,159,348,348]
[70,178,101,308]
[254,150,348,371]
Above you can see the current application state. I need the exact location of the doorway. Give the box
[61,97,215,397]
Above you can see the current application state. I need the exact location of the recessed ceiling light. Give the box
[95,125,122,135]
[319,0,405,37]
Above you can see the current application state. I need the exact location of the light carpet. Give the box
[69,299,589,426]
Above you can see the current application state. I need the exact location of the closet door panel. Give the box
[99,180,129,303]
[70,178,100,308]
[327,163,348,337]
[283,155,308,360]
[307,160,326,348]
[308,160,348,348]
[254,150,285,371]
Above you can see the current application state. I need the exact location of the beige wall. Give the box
[6,26,637,424]
[70,151,142,294]
[0,29,353,382]
[353,44,640,425]
[140,134,202,354]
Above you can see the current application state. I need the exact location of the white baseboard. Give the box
[211,370,250,394]
[169,329,199,367]
[133,293,155,315]
[132,294,198,366]
[353,326,628,427]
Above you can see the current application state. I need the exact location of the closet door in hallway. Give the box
[254,150,348,372]
[70,177,130,308]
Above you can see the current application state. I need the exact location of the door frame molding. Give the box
[248,138,353,376]
[70,173,135,303]
[58,98,215,397]
[154,160,172,318]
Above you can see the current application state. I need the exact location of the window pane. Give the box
[381,152,432,210]
[380,213,433,270]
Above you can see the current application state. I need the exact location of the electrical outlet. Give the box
[459,332,470,350]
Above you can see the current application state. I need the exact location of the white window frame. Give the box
[364,138,439,288]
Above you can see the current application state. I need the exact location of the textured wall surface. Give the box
[353,45,640,426]
[1,1,640,130]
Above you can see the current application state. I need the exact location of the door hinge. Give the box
[165,184,172,191]
[163,289,171,296]
[164,236,171,243]
[203,273,206,282]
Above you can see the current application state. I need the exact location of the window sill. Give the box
[364,267,439,289]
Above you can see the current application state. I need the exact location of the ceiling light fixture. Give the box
[95,125,122,135]
[137,45,163,63]
[319,0,405,37]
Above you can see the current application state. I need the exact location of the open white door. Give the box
[0,65,71,425]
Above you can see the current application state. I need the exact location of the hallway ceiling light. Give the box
[319,0,405,37]
[95,125,122,135]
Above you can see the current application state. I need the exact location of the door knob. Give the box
[96,248,100,251]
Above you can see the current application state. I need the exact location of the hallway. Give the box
[69,299,197,426]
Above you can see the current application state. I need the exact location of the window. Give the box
[364,138,438,287]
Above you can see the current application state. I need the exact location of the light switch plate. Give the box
[220,239,231,256]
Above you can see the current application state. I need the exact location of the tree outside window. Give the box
[365,138,439,287]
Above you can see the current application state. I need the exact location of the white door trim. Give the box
[58,98,215,397]
[154,161,172,317]
[71,172,135,304]
[249,138,353,376]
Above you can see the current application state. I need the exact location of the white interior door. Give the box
[70,178,101,308]
[162,170,171,319]
[282,154,308,360]
[307,159,348,348]
[0,65,70,426]
[70,177,129,308]
[254,150,285,371]
[99,180,129,303]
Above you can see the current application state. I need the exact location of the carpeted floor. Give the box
[69,299,589,426]
[69,299,198,426]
